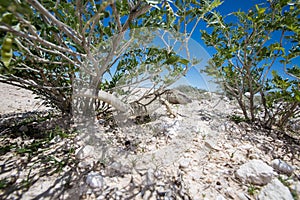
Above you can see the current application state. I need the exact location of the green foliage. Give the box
[0,0,220,116]
[264,70,300,128]
[0,34,13,70]
[201,0,300,129]
[229,115,249,124]
[0,178,8,189]
[247,184,259,195]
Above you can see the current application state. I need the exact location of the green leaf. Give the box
[1,35,13,69]
[295,92,300,102]
[178,58,189,65]
[255,5,266,15]
[0,12,14,25]
[164,55,179,65]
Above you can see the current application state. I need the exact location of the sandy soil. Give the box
[0,82,48,114]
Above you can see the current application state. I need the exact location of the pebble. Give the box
[179,158,191,169]
[248,153,260,159]
[78,160,94,169]
[215,195,226,200]
[224,187,235,199]
[237,192,251,200]
[146,168,156,184]
[271,159,294,176]
[205,140,222,151]
[75,145,95,160]
[86,172,104,188]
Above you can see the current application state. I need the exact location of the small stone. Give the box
[19,125,28,132]
[248,154,260,160]
[258,178,293,200]
[224,187,235,199]
[78,160,93,169]
[179,158,190,169]
[75,145,95,160]
[50,135,61,143]
[235,159,274,185]
[189,171,201,181]
[206,178,213,184]
[166,89,192,104]
[132,169,143,185]
[117,175,131,188]
[143,190,152,199]
[237,192,250,200]
[215,195,226,200]
[271,159,294,176]
[106,162,122,174]
[205,140,222,151]
[238,144,253,151]
[289,180,300,196]
[86,171,104,188]
[156,186,167,196]
[223,143,233,150]
[146,168,156,184]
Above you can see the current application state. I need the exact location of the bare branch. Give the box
[122,2,151,32]
[111,2,122,32]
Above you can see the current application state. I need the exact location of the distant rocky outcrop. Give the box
[164,89,193,105]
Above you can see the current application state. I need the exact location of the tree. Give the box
[0,0,222,120]
[201,0,299,129]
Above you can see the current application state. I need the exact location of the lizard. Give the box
[128,88,192,118]
[75,88,192,123]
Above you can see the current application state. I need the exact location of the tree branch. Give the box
[0,25,86,58]
[122,2,151,32]
[27,0,83,46]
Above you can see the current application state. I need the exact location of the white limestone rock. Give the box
[78,160,94,169]
[289,180,300,196]
[235,159,274,185]
[75,145,95,160]
[205,140,222,151]
[179,158,191,169]
[215,195,226,200]
[237,192,251,200]
[271,159,294,176]
[258,178,293,200]
[86,171,104,188]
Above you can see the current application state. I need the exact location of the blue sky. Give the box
[196,0,266,55]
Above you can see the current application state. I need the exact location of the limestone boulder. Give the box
[235,159,274,185]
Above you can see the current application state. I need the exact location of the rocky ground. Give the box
[0,82,299,200]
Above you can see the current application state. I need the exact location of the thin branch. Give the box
[14,38,65,65]
[27,0,83,46]
[121,2,151,32]
[0,25,85,58]
[284,63,300,81]
[111,2,122,32]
